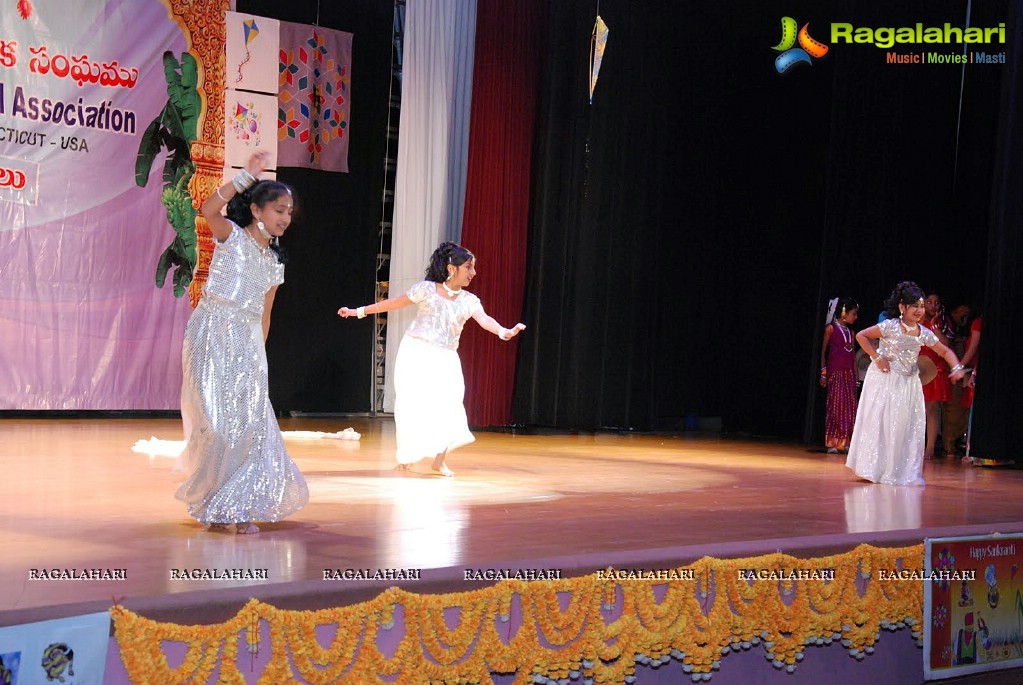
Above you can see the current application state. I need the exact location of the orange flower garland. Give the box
[112,543,925,683]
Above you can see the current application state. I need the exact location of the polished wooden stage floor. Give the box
[3,416,1023,626]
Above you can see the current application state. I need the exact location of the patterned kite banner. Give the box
[278,23,353,173]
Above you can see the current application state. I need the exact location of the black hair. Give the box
[836,297,859,319]
[424,242,475,282]
[226,180,295,264]
[883,280,926,319]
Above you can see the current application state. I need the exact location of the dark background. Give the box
[243,0,1013,444]
[238,0,393,414]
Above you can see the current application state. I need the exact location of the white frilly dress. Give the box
[845,318,938,485]
[176,224,309,524]
[394,280,481,464]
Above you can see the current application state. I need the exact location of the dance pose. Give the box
[819,297,859,452]
[845,282,966,485]
[176,152,309,533]
[338,242,525,476]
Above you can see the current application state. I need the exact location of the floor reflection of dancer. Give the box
[337,242,524,476]
[820,297,859,453]
[845,282,966,485]
[176,152,309,534]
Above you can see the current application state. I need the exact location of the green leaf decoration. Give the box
[137,51,203,297]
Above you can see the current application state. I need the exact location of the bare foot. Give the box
[235,523,260,534]
[206,523,229,532]
[432,463,455,477]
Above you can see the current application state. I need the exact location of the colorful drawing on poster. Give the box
[230,101,263,147]
[223,91,279,170]
[236,18,259,83]
[40,643,74,681]
[925,534,1023,680]
[0,651,20,685]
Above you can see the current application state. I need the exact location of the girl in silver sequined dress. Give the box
[176,152,309,533]
[338,243,525,477]
[845,282,966,485]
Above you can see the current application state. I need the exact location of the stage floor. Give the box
[3,416,1023,626]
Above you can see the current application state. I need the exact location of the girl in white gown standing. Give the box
[177,152,309,533]
[338,242,525,476]
[845,282,966,485]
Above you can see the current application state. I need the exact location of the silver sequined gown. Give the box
[845,318,939,485]
[176,224,309,523]
[393,281,481,464]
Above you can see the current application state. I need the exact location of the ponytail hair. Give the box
[425,242,475,282]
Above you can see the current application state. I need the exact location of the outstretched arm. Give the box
[471,308,526,340]
[930,340,966,382]
[338,295,414,319]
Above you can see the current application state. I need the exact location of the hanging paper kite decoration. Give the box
[236,19,260,83]
[589,15,609,104]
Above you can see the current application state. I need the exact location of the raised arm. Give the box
[201,151,269,242]
[471,308,526,340]
[338,295,414,319]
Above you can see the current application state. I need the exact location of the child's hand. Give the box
[246,150,271,176]
[500,323,526,340]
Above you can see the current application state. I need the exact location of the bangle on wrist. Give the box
[216,187,230,202]
[950,364,964,373]
[232,169,257,193]
[356,306,367,319]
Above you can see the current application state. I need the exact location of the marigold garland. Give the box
[112,543,924,684]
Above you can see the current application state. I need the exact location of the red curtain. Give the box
[459,0,544,427]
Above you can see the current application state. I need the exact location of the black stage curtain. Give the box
[513,0,1011,438]
[237,0,394,413]
[972,0,1023,462]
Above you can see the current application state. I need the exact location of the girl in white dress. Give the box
[177,152,308,534]
[338,243,525,476]
[845,282,966,485]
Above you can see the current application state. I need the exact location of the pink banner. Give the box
[277,22,352,173]
[0,1,192,409]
